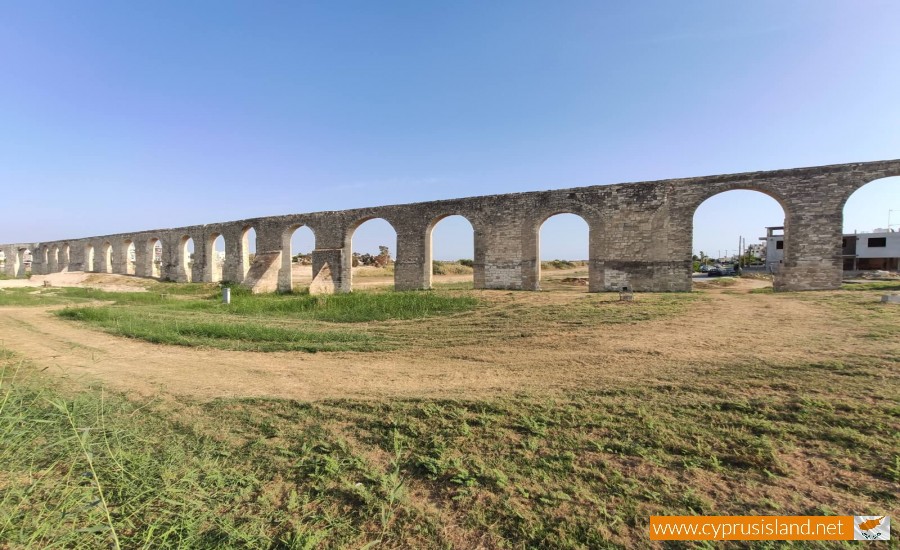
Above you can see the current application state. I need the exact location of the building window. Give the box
[842,238,847,248]
[868,237,887,248]
[776,240,784,250]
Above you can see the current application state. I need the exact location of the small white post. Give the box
[223,287,231,304]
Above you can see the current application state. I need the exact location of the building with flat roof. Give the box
[842,230,900,271]
[763,227,899,273]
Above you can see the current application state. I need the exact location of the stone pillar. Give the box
[775,206,843,291]
[196,234,215,283]
[395,229,429,291]
[592,206,691,292]
[480,220,526,290]
[59,245,70,271]
[162,236,189,283]
[111,242,129,274]
[306,224,347,294]
[33,248,47,275]
[521,222,540,291]
[310,249,343,294]
[48,247,59,273]
[1,246,16,277]
[472,228,487,289]
[222,227,247,284]
[67,244,83,272]
[277,227,294,293]
[239,226,282,293]
[16,248,28,277]
[135,239,152,278]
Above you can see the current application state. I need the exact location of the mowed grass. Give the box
[1,346,896,549]
[42,286,698,353]
[49,289,476,352]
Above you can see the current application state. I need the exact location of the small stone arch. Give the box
[345,216,398,292]
[206,232,226,282]
[239,225,258,280]
[84,243,95,272]
[146,237,163,278]
[527,211,593,291]
[179,235,195,282]
[840,175,900,272]
[280,223,317,292]
[123,239,136,275]
[425,213,478,289]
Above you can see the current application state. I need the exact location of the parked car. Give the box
[699,264,710,273]
[708,265,738,277]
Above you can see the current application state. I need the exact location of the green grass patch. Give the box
[213,290,479,322]
[841,280,900,291]
[0,287,102,307]
[51,290,476,352]
[56,306,383,352]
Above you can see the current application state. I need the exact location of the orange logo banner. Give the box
[649,516,857,541]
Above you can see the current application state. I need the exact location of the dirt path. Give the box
[1,275,877,403]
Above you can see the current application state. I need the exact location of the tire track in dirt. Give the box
[0,282,875,402]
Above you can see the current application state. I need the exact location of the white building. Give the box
[763,226,900,273]
[761,226,784,272]
[842,230,900,271]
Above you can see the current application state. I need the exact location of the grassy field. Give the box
[2,347,896,548]
[0,279,898,548]
[0,285,693,353]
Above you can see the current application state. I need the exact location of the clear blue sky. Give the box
[1,1,898,260]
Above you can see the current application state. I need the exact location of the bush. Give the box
[541,260,577,270]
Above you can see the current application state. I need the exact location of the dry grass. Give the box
[0,279,898,548]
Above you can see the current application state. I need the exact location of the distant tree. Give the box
[373,246,393,268]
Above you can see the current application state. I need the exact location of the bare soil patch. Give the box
[1,279,894,404]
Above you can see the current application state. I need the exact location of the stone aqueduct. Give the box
[3,159,898,294]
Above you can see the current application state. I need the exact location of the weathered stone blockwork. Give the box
[4,160,898,293]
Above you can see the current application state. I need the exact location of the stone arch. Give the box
[17,247,31,277]
[145,237,163,278]
[678,184,792,290]
[281,224,317,292]
[179,236,195,282]
[835,169,900,210]
[124,239,136,275]
[425,213,477,289]
[206,233,225,282]
[691,188,788,280]
[529,212,591,291]
[841,176,900,272]
[346,216,398,291]
[240,225,257,280]
[84,243,95,272]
